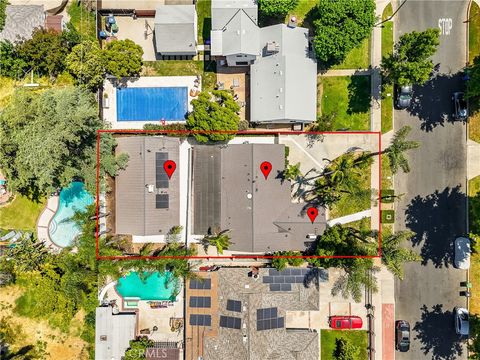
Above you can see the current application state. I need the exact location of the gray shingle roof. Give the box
[154,5,197,55]
[115,136,180,237]
[250,24,317,124]
[192,144,326,253]
[0,5,45,43]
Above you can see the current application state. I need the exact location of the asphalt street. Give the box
[393,1,469,360]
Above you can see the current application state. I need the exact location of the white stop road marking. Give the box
[438,18,453,35]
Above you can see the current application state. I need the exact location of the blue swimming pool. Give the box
[48,182,94,248]
[116,87,188,121]
[116,271,178,301]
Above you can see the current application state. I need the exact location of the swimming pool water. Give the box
[116,271,178,301]
[48,182,94,248]
[116,87,188,121]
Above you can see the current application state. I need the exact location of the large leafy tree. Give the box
[467,56,480,99]
[313,0,375,66]
[66,40,105,90]
[0,0,7,32]
[333,337,360,360]
[16,28,69,77]
[0,87,109,195]
[103,39,143,79]
[258,0,298,17]
[0,40,28,79]
[381,28,440,85]
[186,90,240,143]
[381,231,421,280]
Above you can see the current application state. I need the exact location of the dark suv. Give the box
[396,85,413,109]
[396,320,410,352]
[453,92,468,120]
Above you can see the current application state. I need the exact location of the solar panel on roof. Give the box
[280,269,291,275]
[262,276,273,284]
[190,314,211,326]
[226,299,241,312]
[155,194,169,209]
[189,278,211,289]
[189,296,211,308]
[155,152,170,189]
[270,284,281,291]
[219,316,241,330]
[280,284,292,291]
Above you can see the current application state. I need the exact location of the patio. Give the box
[216,62,249,121]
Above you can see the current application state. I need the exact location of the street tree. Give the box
[381,231,421,280]
[467,56,480,99]
[186,90,240,142]
[333,337,360,360]
[381,28,440,85]
[103,39,143,79]
[66,40,105,90]
[313,0,375,67]
[283,162,301,181]
[258,0,298,18]
[201,229,233,254]
[384,125,420,174]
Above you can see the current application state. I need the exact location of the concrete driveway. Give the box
[393,1,469,359]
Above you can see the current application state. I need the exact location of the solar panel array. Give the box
[226,299,242,312]
[155,152,169,189]
[269,283,292,292]
[189,278,211,289]
[155,194,169,209]
[220,316,241,329]
[256,308,284,331]
[189,314,211,326]
[263,268,329,291]
[189,296,211,308]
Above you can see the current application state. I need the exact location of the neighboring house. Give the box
[250,24,317,124]
[0,5,45,43]
[115,136,181,242]
[192,144,326,253]
[95,306,137,360]
[154,5,197,56]
[210,0,259,66]
[185,268,324,360]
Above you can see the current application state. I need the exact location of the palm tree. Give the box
[201,229,233,254]
[331,259,380,302]
[385,125,420,174]
[283,162,301,181]
[380,231,421,280]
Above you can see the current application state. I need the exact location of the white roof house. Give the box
[154,5,197,56]
[95,307,137,360]
[210,0,259,66]
[250,24,317,124]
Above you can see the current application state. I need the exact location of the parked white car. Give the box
[454,307,469,336]
[454,237,471,270]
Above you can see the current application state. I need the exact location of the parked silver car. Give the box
[396,85,413,109]
[454,307,469,336]
[454,237,471,270]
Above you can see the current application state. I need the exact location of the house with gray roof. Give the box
[95,306,137,360]
[0,5,45,43]
[115,136,180,241]
[192,143,326,253]
[210,0,259,66]
[250,24,317,124]
[154,4,197,56]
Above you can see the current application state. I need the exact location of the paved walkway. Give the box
[327,209,371,226]
[36,195,62,252]
[467,139,480,179]
[320,69,371,76]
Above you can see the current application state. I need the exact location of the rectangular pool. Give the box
[116,87,188,121]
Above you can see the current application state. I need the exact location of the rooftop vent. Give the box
[288,16,298,28]
[266,41,280,54]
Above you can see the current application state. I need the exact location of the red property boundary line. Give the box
[95,129,382,260]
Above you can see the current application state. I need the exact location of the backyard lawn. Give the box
[197,0,211,44]
[321,330,368,360]
[319,76,371,130]
[469,1,480,63]
[67,2,96,40]
[0,195,45,231]
[142,60,217,91]
[331,38,371,70]
[285,0,317,27]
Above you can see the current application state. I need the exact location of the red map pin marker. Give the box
[163,160,176,179]
[260,161,272,179]
[307,207,318,223]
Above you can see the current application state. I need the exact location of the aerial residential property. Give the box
[0,0,477,360]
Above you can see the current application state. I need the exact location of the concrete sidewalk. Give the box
[467,139,480,179]
[327,209,371,226]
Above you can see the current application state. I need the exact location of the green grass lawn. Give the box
[197,0,211,44]
[381,154,393,190]
[285,0,317,27]
[67,2,96,41]
[344,217,371,231]
[319,76,371,130]
[381,4,394,134]
[0,195,45,231]
[469,176,480,314]
[143,60,217,91]
[469,1,480,63]
[321,330,368,360]
[331,38,371,70]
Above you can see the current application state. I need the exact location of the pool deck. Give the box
[36,195,62,252]
[103,76,200,130]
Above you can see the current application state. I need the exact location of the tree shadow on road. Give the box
[413,304,464,360]
[407,71,466,132]
[404,186,467,267]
